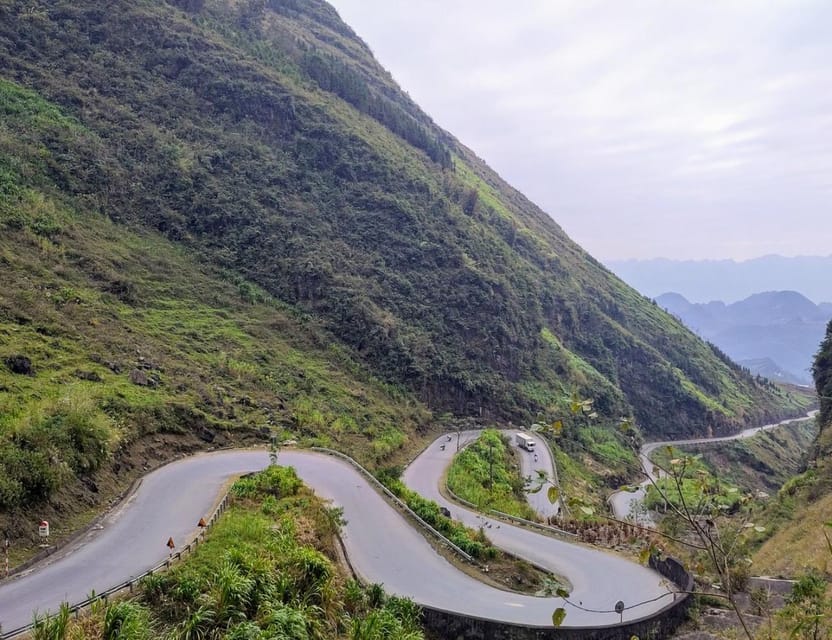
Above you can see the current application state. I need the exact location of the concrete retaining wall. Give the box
[419,555,693,640]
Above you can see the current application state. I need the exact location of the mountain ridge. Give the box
[608,255,832,304]
[0,0,806,449]
[656,290,831,385]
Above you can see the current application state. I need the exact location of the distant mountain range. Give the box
[656,291,832,385]
[607,256,832,304]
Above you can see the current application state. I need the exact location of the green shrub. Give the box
[232,466,302,500]
[447,429,537,520]
[102,601,152,640]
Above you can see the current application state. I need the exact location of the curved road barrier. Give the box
[310,447,476,564]
[421,554,693,640]
[0,444,692,636]
[444,475,577,540]
[404,436,683,627]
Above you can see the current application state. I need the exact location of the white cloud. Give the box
[328,0,832,260]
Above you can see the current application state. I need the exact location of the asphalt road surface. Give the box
[1,444,674,632]
[608,411,819,522]
[404,434,674,625]
[513,431,561,519]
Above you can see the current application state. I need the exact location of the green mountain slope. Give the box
[752,322,831,575]
[0,77,433,521]
[0,0,806,451]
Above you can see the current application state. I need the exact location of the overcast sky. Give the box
[327,1,832,261]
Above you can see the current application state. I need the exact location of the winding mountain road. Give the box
[514,431,561,519]
[0,439,675,632]
[609,411,818,522]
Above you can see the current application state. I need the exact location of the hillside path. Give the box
[608,411,818,522]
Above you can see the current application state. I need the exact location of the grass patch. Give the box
[31,465,426,639]
[447,429,537,520]
[644,447,743,513]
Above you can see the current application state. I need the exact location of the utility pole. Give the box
[489,442,494,492]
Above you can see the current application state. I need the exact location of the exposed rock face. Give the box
[75,370,103,382]
[129,368,149,386]
[5,354,33,375]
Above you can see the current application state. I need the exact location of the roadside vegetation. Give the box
[753,322,832,577]
[28,465,426,640]
[376,467,498,561]
[644,447,746,514]
[641,444,832,640]
[375,460,562,596]
[683,418,817,495]
[446,429,537,520]
[642,418,820,567]
[527,397,642,516]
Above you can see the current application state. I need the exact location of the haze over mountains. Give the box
[656,291,832,385]
[607,255,832,304]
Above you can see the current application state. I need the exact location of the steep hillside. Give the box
[0,0,805,449]
[753,321,832,575]
[813,321,832,457]
[656,291,831,384]
[0,79,438,539]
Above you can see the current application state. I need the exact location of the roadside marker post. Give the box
[38,520,50,548]
[4,536,9,576]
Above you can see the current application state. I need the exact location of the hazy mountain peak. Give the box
[655,290,832,384]
[607,255,832,304]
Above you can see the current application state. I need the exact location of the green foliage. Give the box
[576,425,637,472]
[644,449,775,640]
[148,471,422,639]
[380,476,496,560]
[645,448,744,513]
[447,429,537,520]
[231,466,302,500]
[813,319,832,460]
[102,600,152,640]
[31,602,71,640]
[0,88,431,516]
[0,388,117,508]
[299,50,451,168]
[779,570,832,640]
[0,0,804,443]
[349,605,423,640]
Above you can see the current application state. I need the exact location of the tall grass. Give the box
[447,429,537,520]
[26,468,425,639]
